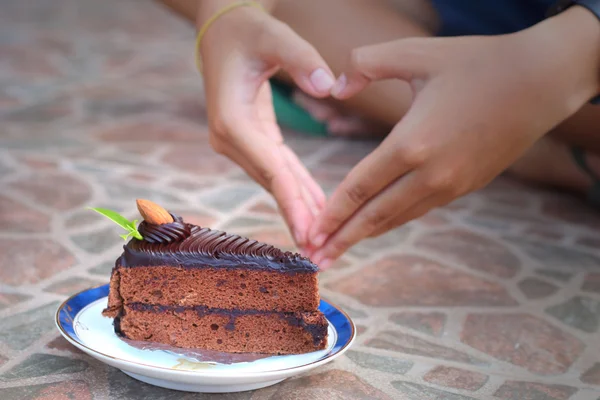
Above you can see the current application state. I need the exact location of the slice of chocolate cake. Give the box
[101,200,327,354]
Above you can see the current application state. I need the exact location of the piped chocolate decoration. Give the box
[138,214,191,244]
[122,224,317,273]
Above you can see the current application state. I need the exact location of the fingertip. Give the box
[311,252,323,267]
[308,68,335,96]
[293,227,307,249]
[307,222,324,248]
[330,73,347,98]
[331,73,371,100]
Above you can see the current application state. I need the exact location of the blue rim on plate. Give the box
[56,284,355,375]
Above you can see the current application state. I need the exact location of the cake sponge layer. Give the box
[116,304,328,354]
[105,265,320,315]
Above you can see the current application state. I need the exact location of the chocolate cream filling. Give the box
[115,303,327,346]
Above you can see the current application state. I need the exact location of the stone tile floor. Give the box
[1,0,600,399]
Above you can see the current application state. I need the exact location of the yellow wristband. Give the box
[195,1,265,74]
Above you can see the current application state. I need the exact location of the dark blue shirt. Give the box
[431,0,555,36]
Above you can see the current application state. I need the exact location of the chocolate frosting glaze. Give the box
[122,215,318,273]
[138,214,190,244]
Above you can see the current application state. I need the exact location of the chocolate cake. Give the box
[102,200,328,355]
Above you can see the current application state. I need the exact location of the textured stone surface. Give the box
[505,238,600,271]
[389,312,446,337]
[122,173,157,183]
[0,302,61,350]
[546,296,600,333]
[461,313,584,375]
[493,381,578,400]
[0,380,92,400]
[171,209,217,228]
[104,182,180,203]
[523,226,564,241]
[366,331,487,366]
[46,336,83,354]
[581,363,600,385]
[415,210,450,227]
[97,120,202,143]
[349,227,412,257]
[88,261,115,276]
[0,239,76,285]
[248,201,279,215]
[198,186,260,212]
[221,216,277,231]
[423,366,488,391]
[1,353,89,380]
[0,195,50,233]
[416,229,521,278]
[65,210,103,228]
[518,278,558,299]
[5,100,71,123]
[254,370,393,399]
[392,381,478,399]
[162,145,236,175]
[576,236,600,248]
[71,227,122,254]
[334,303,367,319]
[108,367,251,399]
[328,255,516,307]
[346,350,413,374]
[535,270,573,282]
[475,178,532,207]
[168,178,212,192]
[0,292,31,310]
[582,273,600,293]
[44,277,105,295]
[9,173,91,211]
[472,205,542,224]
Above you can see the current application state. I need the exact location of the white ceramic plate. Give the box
[55,284,355,393]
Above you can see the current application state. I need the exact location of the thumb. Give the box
[259,21,335,98]
[331,38,433,100]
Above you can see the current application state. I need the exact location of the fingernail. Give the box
[330,73,347,97]
[312,233,328,248]
[309,68,335,93]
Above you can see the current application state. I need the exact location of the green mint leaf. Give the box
[127,219,138,230]
[88,207,143,241]
[88,207,133,230]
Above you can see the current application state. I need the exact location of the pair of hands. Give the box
[200,6,599,268]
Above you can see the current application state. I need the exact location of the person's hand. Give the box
[308,8,600,268]
[199,4,335,247]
